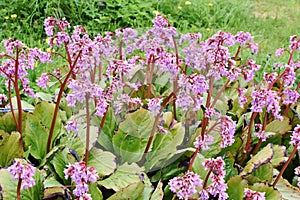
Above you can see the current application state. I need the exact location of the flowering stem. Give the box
[8,80,18,130]
[252,113,267,155]
[148,56,155,98]
[272,145,298,187]
[14,48,22,136]
[84,94,91,164]
[210,79,230,108]
[239,112,257,165]
[203,169,212,189]
[187,76,214,171]
[119,40,123,60]
[234,45,241,60]
[16,178,22,200]
[46,50,82,153]
[139,92,175,164]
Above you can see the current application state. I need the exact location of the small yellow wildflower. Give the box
[153,10,160,15]
[208,3,213,7]
[185,1,192,5]
[4,16,9,20]
[11,14,17,18]
[46,48,52,52]
[178,6,182,10]
[34,61,38,67]
[46,38,50,44]
[206,28,211,32]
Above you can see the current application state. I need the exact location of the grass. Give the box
[1,0,300,65]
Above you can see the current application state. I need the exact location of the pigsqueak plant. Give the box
[0,14,300,200]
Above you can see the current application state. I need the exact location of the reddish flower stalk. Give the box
[46,48,82,153]
[16,178,22,200]
[84,94,91,164]
[252,112,268,155]
[239,112,257,165]
[139,92,176,164]
[272,145,297,187]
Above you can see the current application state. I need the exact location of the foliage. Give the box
[0,12,300,200]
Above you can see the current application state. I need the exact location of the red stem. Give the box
[16,178,22,200]
[272,145,298,187]
[46,50,82,153]
[84,94,91,164]
[139,92,176,164]
[239,112,257,165]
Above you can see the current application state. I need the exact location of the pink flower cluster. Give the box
[7,159,36,190]
[290,124,300,149]
[202,157,228,200]
[64,161,98,199]
[294,166,300,188]
[244,188,265,200]
[251,89,282,120]
[169,171,202,200]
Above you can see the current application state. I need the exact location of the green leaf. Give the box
[252,163,273,183]
[150,180,164,200]
[49,149,69,184]
[241,143,273,176]
[99,163,145,191]
[192,154,211,182]
[88,148,116,177]
[275,176,300,200]
[0,111,27,133]
[24,113,49,160]
[107,181,145,200]
[112,108,154,163]
[89,182,103,200]
[0,131,23,167]
[145,122,184,171]
[0,168,44,200]
[227,176,247,200]
[97,107,117,152]
[249,182,281,200]
[24,101,63,161]
[265,117,291,135]
[270,145,288,167]
[223,152,238,181]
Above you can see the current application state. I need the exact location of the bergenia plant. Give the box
[0,14,300,200]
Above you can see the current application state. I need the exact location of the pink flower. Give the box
[194,134,214,150]
[64,161,98,198]
[244,188,265,200]
[275,48,285,56]
[0,94,7,105]
[237,88,247,108]
[65,120,78,133]
[219,116,236,148]
[169,171,202,200]
[234,31,253,46]
[37,73,50,89]
[283,88,299,104]
[148,98,162,116]
[290,125,300,150]
[7,159,36,190]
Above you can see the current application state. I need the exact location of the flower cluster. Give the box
[194,134,214,150]
[203,157,228,199]
[294,166,300,188]
[64,161,98,198]
[219,116,236,148]
[244,188,265,200]
[65,120,79,133]
[7,159,36,190]
[251,89,282,120]
[169,171,202,200]
[148,98,162,116]
[290,124,300,149]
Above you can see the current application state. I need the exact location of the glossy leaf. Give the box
[89,182,103,200]
[150,180,164,200]
[241,143,273,176]
[112,108,154,163]
[145,122,185,171]
[227,176,247,200]
[249,182,281,200]
[270,145,288,167]
[88,147,116,177]
[99,163,145,191]
[275,176,300,200]
[107,181,145,200]
[0,168,44,200]
[0,131,23,167]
